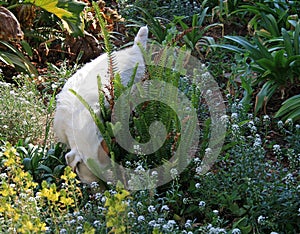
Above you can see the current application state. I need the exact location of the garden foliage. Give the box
[0,0,299,233]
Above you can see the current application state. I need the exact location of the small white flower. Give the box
[196,166,203,174]
[193,157,201,163]
[231,112,238,120]
[59,229,67,234]
[263,115,270,123]
[0,173,8,179]
[257,215,266,224]
[133,144,140,150]
[206,89,213,97]
[232,228,241,234]
[67,219,75,225]
[151,170,158,177]
[28,197,35,202]
[286,118,293,125]
[148,205,155,213]
[273,144,281,154]
[253,135,262,148]
[195,183,201,189]
[250,125,257,133]
[73,211,80,216]
[199,201,206,207]
[184,219,192,229]
[161,205,169,212]
[135,165,145,173]
[90,181,99,189]
[138,215,145,222]
[77,215,84,222]
[232,124,239,131]
[277,120,284,128]
[167,219,176,227]
[127,211,135,218]
[94,192,101,200]
[205,148,212,155]
[93,220,101,228]
[148,220,156,226]
[170,168,178,179]
[212,210,218,215]
[220,115,229,124]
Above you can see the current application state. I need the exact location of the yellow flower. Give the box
[23,220,33,230]
[25,181,38,190]
[4,157,15,167]
[61,166,77,181]
[60,196,74,206]
[13,212,20,221]
[0,183,16,197]
[40,184,60,202]
[38,222,47,231]
[115,189,130,201]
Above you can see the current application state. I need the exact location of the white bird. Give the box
[53,26,148,183]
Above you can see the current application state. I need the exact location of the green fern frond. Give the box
[92,1,118,109]
[127,63,139,88]
[69,88,111,151]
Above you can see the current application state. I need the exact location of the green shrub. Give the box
[0,75,47,144]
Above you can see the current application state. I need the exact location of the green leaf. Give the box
[261,13,280,37]
[275,94,300,121]
[282,28,293,56]
[23,158,32,170]
[20,40,33,57]
[0,40,37,76]
[37,164,53,173]
[24,0,85,36]
[69,88,106,135]
[293,21,300,55]
[255,81,279,113]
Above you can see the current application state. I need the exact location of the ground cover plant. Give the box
[0,0,299,233]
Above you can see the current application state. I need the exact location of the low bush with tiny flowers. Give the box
[1,95,299,233]
[0,71,299,234]
[0,74,53,145]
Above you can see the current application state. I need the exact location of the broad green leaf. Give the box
[275,94,300,121]
[211,43,245,54]
[255,81,279,113]
[24,0,85,36]
[20,40,33,57]
[261,13,280,37]
[282,28,293,56]
[253,37,272,60]
[0,41,37,75]
[294,21,300,55]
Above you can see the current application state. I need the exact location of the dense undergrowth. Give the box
[0,0,299,233]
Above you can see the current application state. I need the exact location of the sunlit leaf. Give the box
[24,0,85,36]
